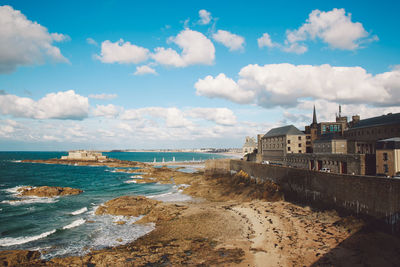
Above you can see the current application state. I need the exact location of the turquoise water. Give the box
[0,151,225,258]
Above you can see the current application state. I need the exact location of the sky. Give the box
[0,0,400,150]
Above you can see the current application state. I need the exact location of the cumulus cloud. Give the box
[152,29,215,67]
[188,108,237,125]
[0,90,89,120]
[285,8,374,53]
[134,65,157,75]
[195,63,400,108]
[198,9,212,25]
[92,104,119,118]
[88,93,117,100]
[195,73,255,104]
[86,37,98,46]
[0,5,69,73]
[96,39,149,64]
[212,30,245,51]
[257,33,276,48]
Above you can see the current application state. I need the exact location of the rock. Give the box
[114,221,126,225]
[0,250,41,266]
[17,186,83,198]
[95,196,160,216]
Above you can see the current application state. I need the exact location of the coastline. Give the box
[2,158,400,266]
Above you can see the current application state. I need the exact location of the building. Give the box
[376,138,400,177]
[313,134,347,154]
[242,136,257,155]
[261,125,306,163]
[345,113,400,154]
[304,105,348,153]
[61,150,107,161]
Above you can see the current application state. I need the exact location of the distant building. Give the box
[313,134,347,154]
[242,136,257,155]
[61,150,107,161]
[261,125,305,163]
[376,138,400,177]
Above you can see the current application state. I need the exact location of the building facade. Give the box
[261,125,306,163]
[61,150,107,161]
[313,134,347,154]
[242,136,257,155]
[376,138,400,177]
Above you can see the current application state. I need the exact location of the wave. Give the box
[70,207,88,215]
[1,197,58,205]
[130,175,143,179]
[3,185,27,195]
[63,219,85,230]
[124,180,137,184]
[0,229,56,247]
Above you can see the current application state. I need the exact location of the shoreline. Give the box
[2,158,400,266]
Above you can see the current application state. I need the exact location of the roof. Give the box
[350,113,400,129]
[263,125,304,138]
[377,137,400,143]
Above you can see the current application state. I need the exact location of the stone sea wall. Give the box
[206,159,400,232]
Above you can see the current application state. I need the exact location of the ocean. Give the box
[0,151,226,259]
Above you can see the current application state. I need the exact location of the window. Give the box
[383,153,388,161]
[288,147,291,151]
[384,164,389,173]
[298,150,302,153]
[298,144,301,147]
[288,140,291,144]
[298,136,301,140]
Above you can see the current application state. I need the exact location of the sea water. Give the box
[0,151,226,259]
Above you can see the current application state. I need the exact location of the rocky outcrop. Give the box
[0,250,42,266]
[17,186,83,197]
[95,196,159,217]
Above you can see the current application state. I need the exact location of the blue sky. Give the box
[0,0,400,150]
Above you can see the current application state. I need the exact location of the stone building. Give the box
[61,150,107,161]
[345,112,400,154]
[242,136,257,155]
[304,105,348,153]
[376,138,400,177]
[285,153,366,175]
[260,125,306,163]
[313,134,347,154]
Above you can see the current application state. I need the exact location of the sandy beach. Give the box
[2,160,400,266]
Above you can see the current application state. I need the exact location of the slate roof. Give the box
[350,113,400,129]
[263,125,304,138]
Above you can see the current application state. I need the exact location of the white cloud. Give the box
[152,29,215,67]
[92,104,119,118]
[0,90,89,120]
[188,108,237,125]
[86,37,98,46]
[96,39,149,64]
[88,93,117,100]
[198,9,212,25]
[134,65,157,75]
[195,73,255,104]
[0,5,68,73]
[195,63,400,108]
[282,43,308,54]
[257,33,276,48]
[285,8,373,52]
[212,30,245,51]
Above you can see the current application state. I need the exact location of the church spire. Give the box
[312,105,317,125]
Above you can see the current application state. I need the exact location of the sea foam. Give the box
[1,197,58,205]
[0,229,56,247]
[63,219,85,230]
[70,207,88,215]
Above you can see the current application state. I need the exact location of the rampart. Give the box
[206,159,400,232]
